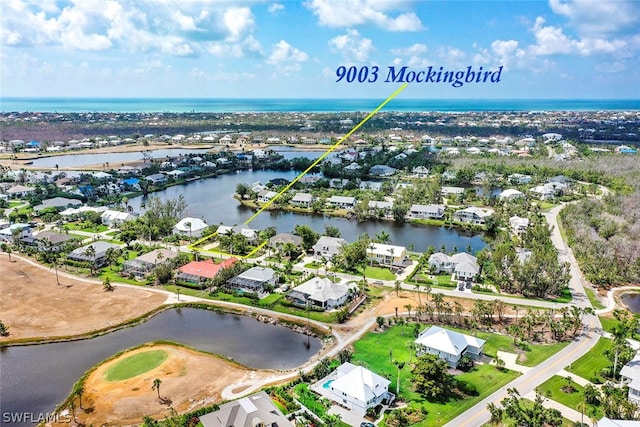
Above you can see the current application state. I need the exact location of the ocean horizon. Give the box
[2,97,640,113]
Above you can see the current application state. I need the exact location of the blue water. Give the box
[323,379,334,389]
[2,97,639,113]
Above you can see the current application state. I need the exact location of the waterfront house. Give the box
[312,236,347,260]
[176,257,238,285]
[508,173,532,184]
[441,186,465,197]
[216,225,258,245]
[367,243,407,267]
[257,190,277,203]
[408,204,445,220]
[198,391,290,427]
[360,181,383,191]
[428,252,455,273]
[101,209,135,227]
[453,207,492,225]
[269,233,303,250]
[369,164,397,176]
[324,362,393,414]
[368,200,393,216]
[327,195,356,210]
[67,241,120,267]
[329,178,349,189]
[226,266,277,296]
[122,249,179,279]
[620,354,640,404]
[499,189,525,201]
[288,277,357,310]
[415,326,486,368]
[173,217,208,238]
[145,173,167,185]
[452,252,480,281]
[291,192,314,208]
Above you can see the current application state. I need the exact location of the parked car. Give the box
[373,280,383,285]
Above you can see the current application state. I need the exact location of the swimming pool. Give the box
[322,379,334,389]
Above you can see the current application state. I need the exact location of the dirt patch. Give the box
[0,255,165,341]
[54,343,274,426]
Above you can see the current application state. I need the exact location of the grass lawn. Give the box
[599,315,640,340]
[536,375,603,419]
[444,326,569,367]
[104,350,168,381]
[567,337,611,383]
[164,285,336,323]
[8,200,26,208]
[585,288,606,310]
[304,262,322,269]
[352,325,520,426]
[363,266,396,280]
[66,222,109,233]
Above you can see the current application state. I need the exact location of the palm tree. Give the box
[375,230,391,244]
[1,243,11,261]
[394,360,405,395]
[404,303,413,319]
[83,244,96,275]
[74,384,84,410]
[414,283,422,312]
[152,378,162,400]
[394,280,401,296]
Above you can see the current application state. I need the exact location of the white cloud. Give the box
[0,1,259,57]
[390,43,427,56]
[549,0,639,37]
[529,16,630,57]
[306,0,423,31]
[268,40,308,64]
[268,3,284,14]
[328,29,374,62]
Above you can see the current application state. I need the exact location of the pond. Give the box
[0,307,321,425]
[621,293,640,313]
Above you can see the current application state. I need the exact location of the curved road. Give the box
[444,203,603,426]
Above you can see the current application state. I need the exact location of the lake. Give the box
[29,148,212,168]
[127,168,485,253]
[0,307,321,425]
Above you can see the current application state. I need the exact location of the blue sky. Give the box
[1,0,639,99]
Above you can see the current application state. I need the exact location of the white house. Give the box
[199,391,290,427]
[326,362,393,414]
[499,189,525,201]
[257,190,277,203]
[412,166,430,178]
[288,278,357,310]
[452,252,480,281]
[0,223,32,243]
[454,207,492,225]
[509,216,530,234]
[173,217,208,238]
[415,326,486,368]
[368,200,393,216]
[508,173,532,184]
[441,186,465,197]
[291,192,315,207]
[312,236,347,260]
[327,195,356,209]
[408,204,445,220]
[367,243,407,267]
[428,252,455,273]
[620,354,640,404]
[101,210,135,227]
